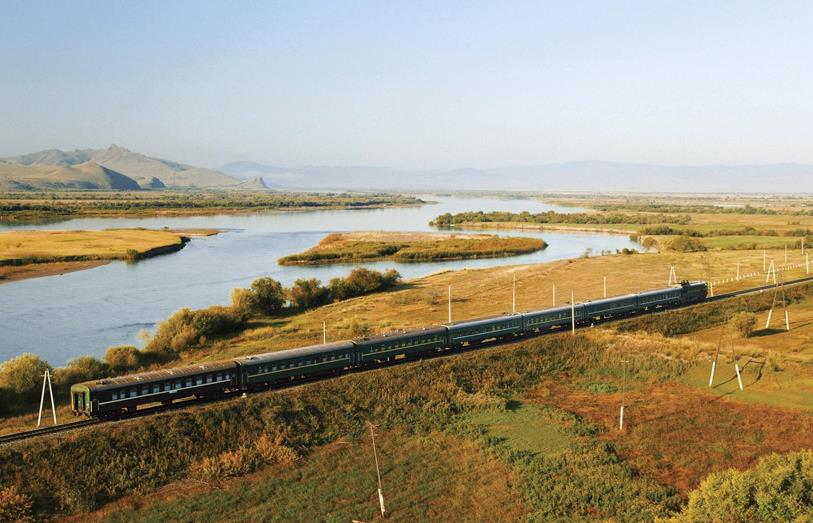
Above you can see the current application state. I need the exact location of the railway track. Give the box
[4,274,813,446]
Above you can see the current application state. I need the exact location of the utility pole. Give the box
[368,422,386,518]
[512,273,516,314]
[447,285,452,324]
[570,291,576,335]
[603,276,607,298]
[552,283,556,306]
[37,369,57,427]
[619,357,627,430]
[323,321,327,344]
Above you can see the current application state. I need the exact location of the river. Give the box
[0,196,639,365]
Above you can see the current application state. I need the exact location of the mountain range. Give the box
[1,145,240,190]
[221,160,813,193]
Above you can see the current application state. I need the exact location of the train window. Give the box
[206,375,212,383]
[112,391,118,400]
[153,384,160,394]
[175,381,181,389]
[196,376,203,385]
[185,378,192,387]
[130,387,137,398]
[224,372,230,380]
[216,373,222,381]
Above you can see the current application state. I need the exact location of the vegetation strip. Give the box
[279,231,546,265]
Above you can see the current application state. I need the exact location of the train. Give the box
[71,280,708,418]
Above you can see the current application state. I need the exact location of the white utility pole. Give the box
[37,369,57,427]
[668,266,677,285]
[619,358,627,431]
[552,283,556,306]
[570,291,576,335]
[368,422,386,518]
[323,321,327,344]
[603,276,607,298]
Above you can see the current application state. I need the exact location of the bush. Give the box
[667,236,707,252]
[671,450,813,522]
[731,312,757,338]
[104,345,143,374]
[53,356,108,387]
[0,485,33,523]
[289,278,329,309]
[0,353,50,409]
[232,277,285,316]
[146,306,246,354]
[124,248,140,262]
[197,433,298,481]
[328,268,401,301]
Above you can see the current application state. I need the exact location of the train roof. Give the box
[235,340,356,366]
[448,313,521,330]
[76,359,237,392]
[522,305,574,317]
[354,325,447,345]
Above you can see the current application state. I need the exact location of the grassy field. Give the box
[80,431,525,523]
[278,231,546,265]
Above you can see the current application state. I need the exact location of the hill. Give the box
[3,145,239,189]
[0,161,141,191]
[221,160,813,193]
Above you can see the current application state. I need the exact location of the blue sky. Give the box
[1,1,812,168]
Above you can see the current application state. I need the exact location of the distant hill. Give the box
[0,161,141,191]
[233,176,274,191]
[220,160,813,193]
[4,145,239,189]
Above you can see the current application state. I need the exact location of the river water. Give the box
[0,196,639,365]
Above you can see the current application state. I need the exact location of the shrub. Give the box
[124,248,140,262]
[731,312,757,338]
[328,268,401,301]
[53,356,109,387]
[0,485,33,523]
[0,353,50,408]
[146,306,246,354]
[289,278,329,309]
[671,450,813,522]
[232,277,286,316]
[667,236,707,252]
[104,345,143,374]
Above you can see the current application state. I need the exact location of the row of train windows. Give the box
[256,354,347,374]
[109,372,232,400]
[640,295,676,304]
[530,312,571,323]
[459,322,519,335]
[368,335,444,352]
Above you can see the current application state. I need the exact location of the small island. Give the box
[278,231,547,265]
[0,228,218,283]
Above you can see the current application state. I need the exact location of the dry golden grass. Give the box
[0,228,202,264]
[197,248,800,361]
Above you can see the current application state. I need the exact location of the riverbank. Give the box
[0,191,425,223]
[442,221,637,235]
[0,228,218,283]
[278,231,547,265]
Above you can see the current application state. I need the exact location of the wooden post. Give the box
[552,283,556,306]
[708,360,717,387]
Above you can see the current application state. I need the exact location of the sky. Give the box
[1,1,812,169]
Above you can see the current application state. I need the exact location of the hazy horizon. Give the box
[3,1,813,170]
